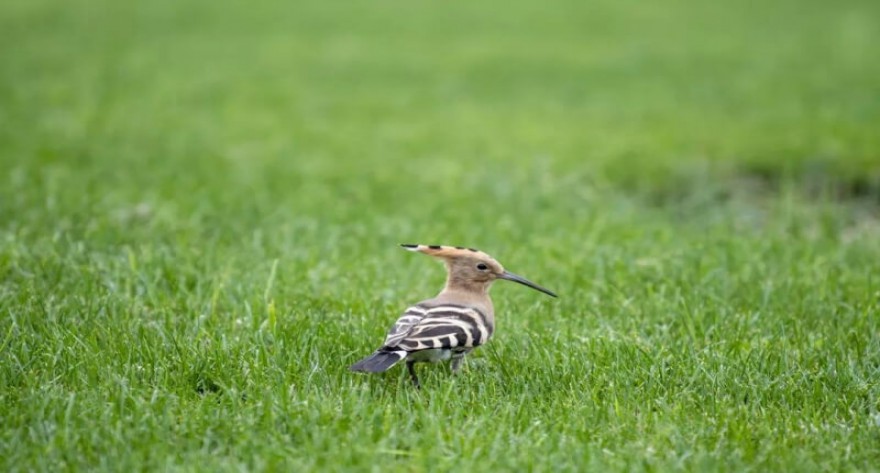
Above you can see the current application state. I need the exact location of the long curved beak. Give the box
[499,271,557,298]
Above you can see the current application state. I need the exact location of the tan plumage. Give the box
[350,244,557,388]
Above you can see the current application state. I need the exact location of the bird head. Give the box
[400,244,557,297]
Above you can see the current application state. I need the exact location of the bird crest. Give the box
[400,244,503,269]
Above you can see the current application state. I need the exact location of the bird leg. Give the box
[451,348,472,374]
[450,354,466,374]
[406,360,420,389]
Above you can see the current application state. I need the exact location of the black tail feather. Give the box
[349,349,407,373]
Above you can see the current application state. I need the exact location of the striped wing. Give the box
[390,305,492,352]
[382,305,428,347]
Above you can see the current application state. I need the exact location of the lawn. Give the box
[2,0,879,471]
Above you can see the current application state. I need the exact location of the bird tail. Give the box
[349,349,407,372]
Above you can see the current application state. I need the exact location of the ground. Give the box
[1,0,879,471]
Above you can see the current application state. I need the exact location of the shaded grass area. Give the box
[2,0,880,471]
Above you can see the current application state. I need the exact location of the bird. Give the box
[349,244,557,388]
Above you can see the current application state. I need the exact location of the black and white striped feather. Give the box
[390,304,492,351]
[349,304,493,373]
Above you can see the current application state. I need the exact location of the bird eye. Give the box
[476,263,489,271]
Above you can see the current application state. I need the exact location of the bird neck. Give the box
[440,279,491,298]
[436,282,494,321]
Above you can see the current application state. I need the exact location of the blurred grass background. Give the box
[1,0,879,471]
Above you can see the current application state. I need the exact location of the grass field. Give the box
[2,0,880,471]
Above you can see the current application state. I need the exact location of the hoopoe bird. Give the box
[350,244,557,388]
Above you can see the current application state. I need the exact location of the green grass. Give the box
[2,0,880,471]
